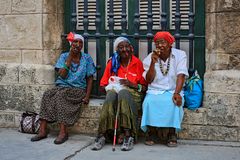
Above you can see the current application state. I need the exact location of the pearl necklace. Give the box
[159,55,171,76]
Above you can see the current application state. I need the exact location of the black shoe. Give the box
[31,134,47,142]
[54,135,68,145]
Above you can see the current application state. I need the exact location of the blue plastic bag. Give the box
[184,70,203,110]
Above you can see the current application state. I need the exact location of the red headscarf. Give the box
[153,31,175,45]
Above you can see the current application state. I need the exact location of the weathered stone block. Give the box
[12,0,42,13]
[206,0,240,13]
[22,50,43,64]
[182,108,207,125]
[0,112,15,127]
[42,50,61,65]
[14,111,22,128]
[0,63,19,84]
[72,118,99,135]
[217,0,240,12]
[57,0,64,14]
[0,15,42,49]
[43,0,57,13]
[19,64,55,85]
[203,92,240,126]
[0,84,53,111]
[0,50,21,63]
[179,124,238,141]
[208,53,230,70]
[205,13,217,55]
[229,54,240,70]
[206,0,217,13]
[0,0,11,14]
[216,12,240,55]
[43,14,63,50]
[204,70,240,93]
[79,105,103,118]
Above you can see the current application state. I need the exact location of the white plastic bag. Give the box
[105,76,126,93]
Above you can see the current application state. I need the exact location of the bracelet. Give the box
[174,92,180,95]
[137,84,142,92]
[63,63,69,71]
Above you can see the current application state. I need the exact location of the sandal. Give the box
[144,134,155,146]
[167,134,178,147]
[145,140,155,146]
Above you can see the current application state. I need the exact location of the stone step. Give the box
[1,99,238,141]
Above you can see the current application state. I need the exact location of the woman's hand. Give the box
[99,86,106,93]
[151,50,160,64]
[82,97,90,104]
[119,79,135,88]
[172,93,182,107]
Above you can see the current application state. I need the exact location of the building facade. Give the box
[0,0,239,141]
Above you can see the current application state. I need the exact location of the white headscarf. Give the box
[113,37,130,52]
[67,32,84,45]
[74,34,84,44]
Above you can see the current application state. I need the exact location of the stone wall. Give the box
[179,0,240,142]
[0,0,64,126]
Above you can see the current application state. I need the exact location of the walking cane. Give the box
[112,104,120,151]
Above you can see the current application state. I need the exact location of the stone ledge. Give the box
[1,99,239,142]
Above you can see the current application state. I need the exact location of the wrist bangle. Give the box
[137,84,142,92]
[63,63,69,71]
[174,92,180,95]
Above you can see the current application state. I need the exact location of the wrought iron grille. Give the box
[65,0,205,96]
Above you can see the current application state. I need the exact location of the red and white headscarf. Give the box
[153,31,175,45]
[66,32,84,45]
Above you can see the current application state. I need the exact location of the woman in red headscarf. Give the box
[141,31,189,147]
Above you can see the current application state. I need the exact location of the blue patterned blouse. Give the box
[55,52,96,89]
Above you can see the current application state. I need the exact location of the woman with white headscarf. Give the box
[30,32,96,145]
[91,37,147,151]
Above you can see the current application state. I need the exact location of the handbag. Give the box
[19,111,40,134]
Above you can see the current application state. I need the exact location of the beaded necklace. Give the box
[159,54,171,76]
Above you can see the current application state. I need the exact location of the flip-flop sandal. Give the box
[145,140,155,146]
[167,134,177,147]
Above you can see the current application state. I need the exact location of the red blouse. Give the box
[100,55,147,87]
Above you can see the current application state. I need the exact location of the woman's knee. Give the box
[105,90,117,102]
[118,89,131,99]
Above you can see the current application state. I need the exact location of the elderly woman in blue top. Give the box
[30,32,96,144]
[141,31,188,147]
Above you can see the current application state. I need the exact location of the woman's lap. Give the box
[39,86,86,126]
[98,89,141,137]
[141,92,184,132]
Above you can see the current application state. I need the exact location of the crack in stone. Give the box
[64,141,93,160]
